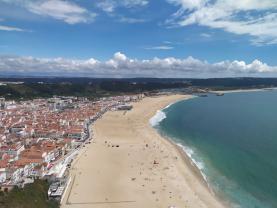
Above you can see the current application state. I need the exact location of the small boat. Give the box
[216,93,224,96]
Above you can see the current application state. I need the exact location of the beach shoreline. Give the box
[158,132,231,208]
[212,87,277,94]
[61,94,226,208]
[150,98,231,208]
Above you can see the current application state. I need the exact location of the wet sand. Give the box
[61,94,226,208]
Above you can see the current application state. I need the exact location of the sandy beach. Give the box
[61,94,226,208]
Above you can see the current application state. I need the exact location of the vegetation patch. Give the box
[0,180,59,208]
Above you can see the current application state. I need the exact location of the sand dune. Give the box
[61,95,226,208]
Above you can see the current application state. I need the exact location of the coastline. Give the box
[212,87,277,94]
[158,133,230,208]
[150,97,231,208]
[61,94,226,208]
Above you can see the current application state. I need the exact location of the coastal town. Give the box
[0,94,142,201]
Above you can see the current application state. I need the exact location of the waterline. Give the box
[151,90,277,208]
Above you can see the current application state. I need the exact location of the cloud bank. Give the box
[0,52,276,78]
[167,0,277,45]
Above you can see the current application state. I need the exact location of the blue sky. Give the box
[0,0,276,77]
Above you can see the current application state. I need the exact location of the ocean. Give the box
[151,90,277,208]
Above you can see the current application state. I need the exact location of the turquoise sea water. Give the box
[155,90,277,208]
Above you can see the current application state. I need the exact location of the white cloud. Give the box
[1,0,96,24]
[118,16,146,23]
[114,52,128,61]
[95,0,148,24]
[0,16,28,32]
[0,25,25,32]
[96,1,116,13]
[200,33,211,38]
[121,0,148,7]
[0,53,276,78]
[96,0,148,13]
[144,45,174,50]
[163,41,172,44]
[28,0,96,24]
[166,0,277,45]
[168,0,206,10]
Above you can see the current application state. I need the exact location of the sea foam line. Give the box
[149,97,233,206]
[149,110,166,127]
[149,107,208,183]
[163,102,175,110]
[149,101,177,127]
[176,143,208,182]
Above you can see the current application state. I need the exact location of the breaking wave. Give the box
[176,143,208,182]
[149,102,177,127]
[149,110,166,127]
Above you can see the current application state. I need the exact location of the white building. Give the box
[0,168,7,183]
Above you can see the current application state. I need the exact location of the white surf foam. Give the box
[149,98,208,182]
[149,101,177,127]
[176,142,208,182]
[149,110,166,127]
[164,102,174,110]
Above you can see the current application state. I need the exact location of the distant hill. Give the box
[0,77,277,100]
